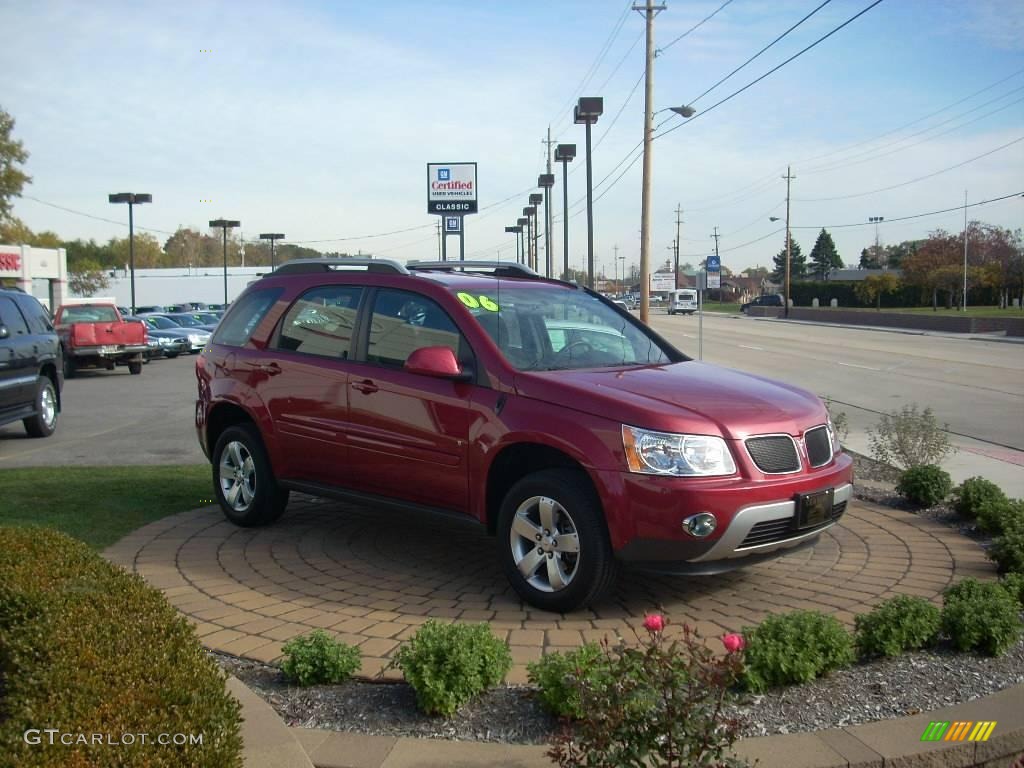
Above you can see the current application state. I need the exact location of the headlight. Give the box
[188,333,204,343]
[622,426,737,477]
[827,419,841,454]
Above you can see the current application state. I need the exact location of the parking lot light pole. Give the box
[210,219,240,307]
[528,194,543,273]
[575,98,603,288]
[108,192,152,314]
[523,207,537,270]
[259,233,285,270]
[554,144,576,279]
[504,226,522,263]
[538,174,555,277]
[516,217,529,265]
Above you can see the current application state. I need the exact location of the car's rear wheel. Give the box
[212,424,290,527]
[164,351,179,359]
[23,376,58,438]
[497,469,617,613]
[128,361,142,375]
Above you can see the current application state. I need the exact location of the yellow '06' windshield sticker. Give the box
[458,293,500,312]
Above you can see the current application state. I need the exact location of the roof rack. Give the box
[271,258,409,276]
[406,261,539,278]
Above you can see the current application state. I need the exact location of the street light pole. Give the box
[555,144,576,280]
[108,192,152,313]
[575,98,603,289]
[210,219,240,306]
[529,194,543,272]
[538,174,555,277]
[517,217,529,265]
[783,167,795,318]
[523,206,537,271]
[259,233,285,270]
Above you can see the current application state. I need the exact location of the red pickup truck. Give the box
[54,302,148,377]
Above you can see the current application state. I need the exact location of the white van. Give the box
[668,289,698,315]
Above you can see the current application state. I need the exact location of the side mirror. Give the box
[404,346,470,381]
[0,325,8,340]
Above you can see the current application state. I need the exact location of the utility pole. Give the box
[613,244,620,293]
[783,165,795,318]
[635,0,665,324]
[436,220,442,260]
[674,204,682,288]
[962,190,968,312]
[711,226,721,303]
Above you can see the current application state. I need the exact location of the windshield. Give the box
[455,282,676,371]
[166,314,204,328]
[144,316,179,330]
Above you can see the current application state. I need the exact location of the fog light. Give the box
[682,512,717,538]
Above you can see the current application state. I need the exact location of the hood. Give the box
[514,361,827,439]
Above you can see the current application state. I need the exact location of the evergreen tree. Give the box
[771,238,805,282]
[809,228,843,278]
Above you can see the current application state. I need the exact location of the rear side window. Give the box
[14,295,53,334]
[0,296,30,336]
[366,289,463,368]
[212,288,282,347]
[277,285,363,359]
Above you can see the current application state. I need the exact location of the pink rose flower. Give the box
[643,614,665,633]
[722,633,745,653]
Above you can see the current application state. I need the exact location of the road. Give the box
[3,316,1021,493]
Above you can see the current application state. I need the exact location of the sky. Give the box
[2,0,1023,277]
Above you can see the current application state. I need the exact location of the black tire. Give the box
[23,376,58,438]
[164,351,179,359]
[63,352,76,379]
[212,424,289,527]
[497,469,618,613]
[128,361,143,375]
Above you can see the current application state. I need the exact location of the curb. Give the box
[230,676,1024,768]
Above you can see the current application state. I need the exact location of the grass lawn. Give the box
[0,465,213,549]
[697,303,744,314]
[810,305,1021,319]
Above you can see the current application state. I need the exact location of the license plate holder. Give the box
[796,488,834,529]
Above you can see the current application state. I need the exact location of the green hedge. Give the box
[0,527,242,767]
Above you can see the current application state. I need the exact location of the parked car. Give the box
[741,294,784,313]
[141,313,211,352]
[0,287,62,437]
[127,315,190,359]
[667,289,698,315]
[54,301,148,377]
[196,259,851,612]
[184,302,209,310]
[134,305,168,315]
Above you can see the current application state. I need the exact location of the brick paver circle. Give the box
[104,497,996,683]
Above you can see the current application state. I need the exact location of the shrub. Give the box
[528,642,608,719]
[952,477,1008,520]
[390,620,511,716]
[867,404,954,469]
[823,396,850,443]
[855,595,940,658]
[941,578,1022,656]
[0,526,242,768]
[896,464,953,507]
[988,513,1024,575]
[548,617,748,768]
[977,498,1024,536]
[281,629,361,686]
[1001,573,1024,607]
[741,610,854,692]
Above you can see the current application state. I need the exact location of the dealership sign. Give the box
[427,163,478,214]
[0,252,22,273]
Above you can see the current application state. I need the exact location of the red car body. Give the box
[196,260,853,611]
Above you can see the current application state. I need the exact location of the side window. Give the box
[14,295,53,334]
[366,289,464,368]
[0,297,30,336]
[277,285,363,359]
[212,288,282,347]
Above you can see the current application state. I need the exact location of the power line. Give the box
[593,71,645,151]
[796,135,1024,202]
[789,190,1024,228]
[657,0,734,54]
[688,0,833,107]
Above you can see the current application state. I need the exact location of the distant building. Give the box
[807,268,902,282]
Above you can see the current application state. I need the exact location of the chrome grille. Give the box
[804,426,832,468]
[746,435,800,473]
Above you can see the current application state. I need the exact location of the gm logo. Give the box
[437,168,451,181]
[445,217,460,232]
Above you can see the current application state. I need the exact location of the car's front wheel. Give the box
[23,376,58,438]
[212,424,290,527]
[497,469,617,613]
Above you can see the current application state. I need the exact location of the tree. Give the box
[901,229,962,309]
[108,233,165,268]
[771,238,805,282]
[884,240,920,270]
[855,273,901,309]
[0,217,62,248]
[67,258,111,297]
[859,244,885,269]
[742,266,769,280]
[809,228,843,279]
[0,106,31,222]
[64,238,116,272]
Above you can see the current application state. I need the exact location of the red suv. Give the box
[196,260,852,612]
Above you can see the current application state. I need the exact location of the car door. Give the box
[256,284,364,485]
[344,288,474,512]
[0,296,33,413]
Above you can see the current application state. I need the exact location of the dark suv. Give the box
[0,288,62,437]
[196,260,851,612]
[741,294,784,313]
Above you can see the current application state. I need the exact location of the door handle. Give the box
[351,379,378,394]
[255,362,282,376]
